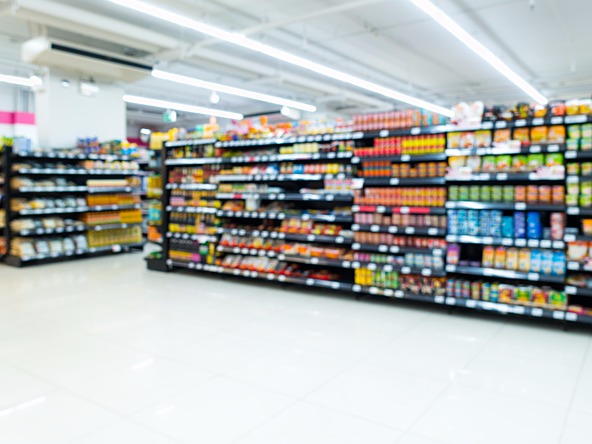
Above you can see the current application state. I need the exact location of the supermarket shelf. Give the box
[217,211,352,223]
[351,262,445,277]
[566,207,592,216]
[16,168,139,176]
[351,153,446,164]
[165,183,217,191]
[564,150,592,161]
[214,133,365,148]
[566,175,592,183]
[215,192,353,202]
[446,264,564,284]
[168,259,352,291]
[564,233,592,242]
[566,286,592,298]
[17,204,142,216]
[13,151,139,161]
[352,243,445,256]
[15,186,89,193]
[166,232,218,242]
[446,201,565,211]
[14,223,142,237]
[360,177,445,186]
[216,246,346,268]
[164,138,218,148]
[4,243,143,267]
[217,228,350,244]
[566,261,592,272]
[446,235,565,249]
[87,187,139,194]
[352,224,445,236]
[165,151,353,166]
[446,143,564,157]
[353,285,441,302]
[352,205,447,215]
[216,173,349,182]
[165,205,219,214]
[446,173,564,182]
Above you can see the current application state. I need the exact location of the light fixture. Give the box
[409,0,548,105]
[109,0,453,117]
[0,74,42,88]
[280,106,301,120]
[209,90,220,104]
[123,94,244,120]
[152,69,316,112]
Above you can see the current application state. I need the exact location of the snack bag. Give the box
[545,153,564,167]
[512,155,528,172]
[494,129,511,144]
[447,132,462,149]
[513,128,530,143]
[499,285,514,303]
[548,125,566,143]
[496,155,512,171]
[568,125,581,140]
[505,248,518,270]
[461,132,475,148]
[494,246,507,269]
[528,154,545,170]
[531,126,548,143]
[474,130,492,148]
[482,246,495,268]
[481,156,497,172]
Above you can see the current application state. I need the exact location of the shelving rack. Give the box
[2,146,144,266]
[148,113,592,326]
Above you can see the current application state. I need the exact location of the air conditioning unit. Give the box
[22,37,152,82]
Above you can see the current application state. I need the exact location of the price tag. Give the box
[369,287,379,295]
[446,264,456,272]
[401,155,411,162]
[548,144,560,153]
[532,118,545,126]
[370,225,380,232]
[379,130,389,138]
[428,228,438,236]
[528,240,539,248]
[567,207,580,215]
[495,121,508,128]
[433,249,443,257]
[400,207,410,214]
[565,115,587,124]
[383,289,394,297]
[377,206,386,213]
[401,266,411,274]
[515,239,527,247]
[390,178,400,186]
[567,176,579,184]
[352,243,361,250]
[388,226,399,234]
[384,265,393,272]
[483,268,494,276]
[390,246,400,253]
[307,235,316,242]
[336,237,345,244]
[527,273,540,281]
[112,245,122,253]
[566,312,578,322]
[565,151,577,159]
[342,261,351,268]
[446,297,457,306]
[550,310,565,320]
[378,245,388,252]
[435,295,445,304]
[497,173,508,180]
[568,262,580,271]
[515,203,527,210]
[368,263,377,271]
[540,240,551,248]
[352,284,362,292]
[422,269,433,276]
[465,300,477,308]
[550,116,563,124]
[515,119,526,127]
[405,227,415,234]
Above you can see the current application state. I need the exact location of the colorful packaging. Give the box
[447,132,461,149]
[499,285,514,303]
[531,287,548,306]
[518,248,531,272]
[548,125,566,143]
[471,281,481,300]
[527,212,542,239]
[552,251,566,276]
[531,126,548,143]
[474,130,492,148]
[447,244,460,266]
[496,155,512,171]
[501,216,514,238]
[482,282,491,301]
[512,155,528,172]
[528,154,545,170]
[568,125,581,140]
[494,247,507,269]
[514,212,526,238]
[545,153,564,167]
[513,128,530,143]
[548,290,567,309]
[481,156,497,172]
[530,249,542,273]
[482,246,495,268]
[494,129,511,143]
[541,250,554,275]
[505,248,518,270]
[516,286,531,304]
[550,213,566,241]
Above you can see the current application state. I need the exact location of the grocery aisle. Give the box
[0,254,590,444]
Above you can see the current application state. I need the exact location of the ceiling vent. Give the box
[22,37,152,82]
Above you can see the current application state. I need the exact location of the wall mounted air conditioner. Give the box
[22,37,152,82]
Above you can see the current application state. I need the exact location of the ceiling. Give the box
[0,0,590,129]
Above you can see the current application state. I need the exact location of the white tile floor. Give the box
[0,253,590,444]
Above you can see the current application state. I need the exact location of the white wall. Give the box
[36,70,126,148]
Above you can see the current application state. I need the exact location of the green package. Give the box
[528,154,545,170]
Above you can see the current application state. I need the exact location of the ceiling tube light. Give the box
[0,74,42,88]
[153,69,317,112]
[409,0,548,105]
[123,95,244,120]
[109,0,453,117]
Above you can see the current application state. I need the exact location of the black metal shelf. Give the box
[566,286,592,298]
[215,192,352,202]
[216,211,352,222]
[446,143,564,157]
[14,186,139,194]
[166,232,218,242]
[446,173,564,182]
[446,235,565,249]
[16,203,142,216]
[218,228,351,245]
[215,173,350,183]
[5,243,143,267]
[352,224,445,236]
[565,150,592,161]
[564,233,592,242]
[352,205,447,215]
[13,223,142,237]
[352,243,445,256]
[165,151,353,166]
[361,177,445,186]
[13,151,140,161]
[165,183,217,191]
[446,264,565,284]
[446,201,565,211]
[352,153,446,164]
[216,246,347,268]
[165,206,219,214]
[351,261,445,276]
[566,207,592,216]
[15,168,139,176]
[164,138,218,148]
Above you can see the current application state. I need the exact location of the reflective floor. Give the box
[0,253,590,443]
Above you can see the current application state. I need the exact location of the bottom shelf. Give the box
[158,260,592,325]
[5,243,144,267]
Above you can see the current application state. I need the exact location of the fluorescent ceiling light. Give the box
[409,0,548,105]
[123,95,244,120]
[0,74,42,88]
[109,0,453,117]
[153,69,317,112]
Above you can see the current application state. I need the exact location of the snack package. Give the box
[528,154,545,170]
[530,249,542,273]
[531,287,548,306]
[447,132,461,149]
[518,248,531,272]
[494,246,507,269]
[568,125,581,140]
[548,125,566,143]
[474,130,492,148]
[482,246,495,268]
[541,250,554,275]
[496,155,512,171]
[512,155,528,172]
[494,129,511,144]
[481,156,497,172]
[531,126,548,143]
[499,285,514,303]
[506,248,518,270]
[513,128,530,143]
[461,132,475,149]
[552,251,566,276]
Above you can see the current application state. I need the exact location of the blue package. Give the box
[552,251,566,276]
[479,211,490,237]
[458,210,469,236]
[501,216,514,238]
[514,212,526,239]
[468,210,480,236]
[447,210,458,235]
[489,210,503,238]
[527,211,542,240]
[530,249,542,273]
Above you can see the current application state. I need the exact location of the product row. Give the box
[448,185,565,204]
[360,161,446,178]
[354,187,446,207]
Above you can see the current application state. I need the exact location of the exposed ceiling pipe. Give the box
[12,0,178,53]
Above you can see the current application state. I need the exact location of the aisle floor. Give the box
[0,254,591,444]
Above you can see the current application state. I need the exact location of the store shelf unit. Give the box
[147,116,592,325]
[2,145,144,266]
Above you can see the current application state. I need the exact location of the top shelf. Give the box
[163,115,592,151]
